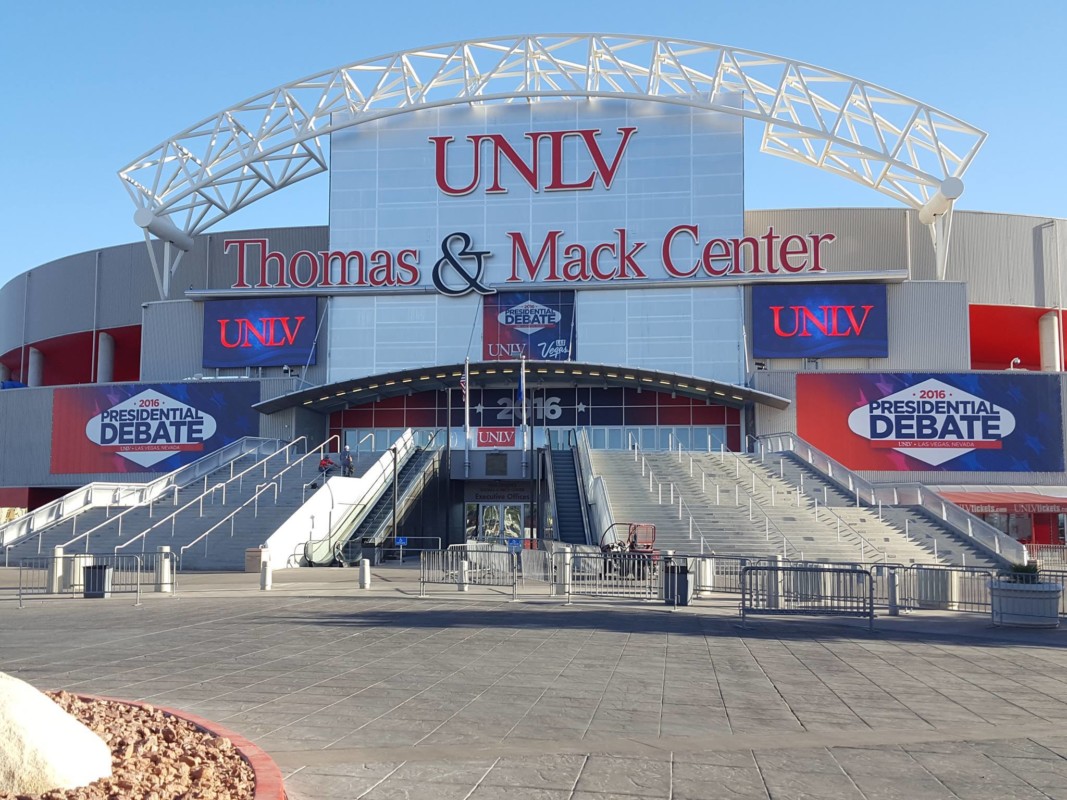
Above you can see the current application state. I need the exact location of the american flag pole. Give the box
[463,357,470,478]
[520,355,528,477]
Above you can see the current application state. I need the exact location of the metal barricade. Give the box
[893,564,995,613]
[1039,569,1067,616]
[566,550,659,600]
[17,554,149,607]
[740,564,874,631]
[419,546,518,596]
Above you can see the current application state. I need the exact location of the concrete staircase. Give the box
[587,449,991,566]
[752,451,1000,569]
[6,451,380,571]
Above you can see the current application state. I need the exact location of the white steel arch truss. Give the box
[118,34,986,296]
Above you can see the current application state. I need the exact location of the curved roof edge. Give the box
[254,361,790,416]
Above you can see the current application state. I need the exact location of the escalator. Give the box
[338,448,440,563]
[550,448,589,545]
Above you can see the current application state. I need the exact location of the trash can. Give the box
[664,558,693,606]
[83,564,113,599]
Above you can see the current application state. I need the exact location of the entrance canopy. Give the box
[253,360,790,416]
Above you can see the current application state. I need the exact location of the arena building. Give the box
[1,35,1064,552]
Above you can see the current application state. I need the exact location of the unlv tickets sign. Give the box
[797,373,1064,472]
[50,383,259,474]
[217,99,839,296]
[203,296,317,368]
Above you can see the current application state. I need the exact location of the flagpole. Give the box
[463,357,470,479]
[520,356,528,478]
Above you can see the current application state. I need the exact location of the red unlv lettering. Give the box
[770,305,875,337]
[477,427,516,447]
[431,127,637,196]
[217,316,305,348]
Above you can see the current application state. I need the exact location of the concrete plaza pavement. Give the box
[4,565,1067,799]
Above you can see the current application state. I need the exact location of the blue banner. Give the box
[752,283,888,358]
[203,296,318,368]
[483,291,576,361]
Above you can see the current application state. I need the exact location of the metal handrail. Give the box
[303,430,421,564]
[755,431,1023,565]
[708,448,888,563]
[363,447,444,545]
[177,481,285,563]
[541,443,561,542]
[50,438,295,554]
[576,429,615,549]
[110,436,325,555]
[0,436,285,549]
[570,433,594,546]
[638,440,805,560]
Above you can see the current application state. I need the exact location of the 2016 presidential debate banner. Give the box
[483,291,576,361]
[51,382,260,474]
[796,373,1064,471]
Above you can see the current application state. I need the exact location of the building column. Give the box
[27,347,43,387]
[1039,311,1063,372]
[96,331,114,383]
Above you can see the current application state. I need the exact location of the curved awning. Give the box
[254,361,790,415]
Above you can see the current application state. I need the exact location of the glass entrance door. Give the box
[466,503,527,542]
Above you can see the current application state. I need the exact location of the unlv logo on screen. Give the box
[218,315,306,348]
[431,126,637,196]
[203,296,317,368]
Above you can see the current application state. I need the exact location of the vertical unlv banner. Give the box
[483,291,576,361]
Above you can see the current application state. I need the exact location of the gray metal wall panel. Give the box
[21,255,97,342]
[943,212,1060,306]
[95,244,159,329]
[886,281,969,370]
[0,387,55,485]
[139,301,203,381]
[0,273,27,358]
[745,208,908,274]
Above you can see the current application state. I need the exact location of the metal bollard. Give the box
[887,568,899,616]
[459,559,469,592]
[155,546,172,593]
[259,550,272,590]
[49,546,64,594]
[359,558,371,589]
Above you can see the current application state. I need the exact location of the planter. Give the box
[989,580,1063,628]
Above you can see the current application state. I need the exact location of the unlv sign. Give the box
[752,284,888,359]
[202,296,317,368]
[431,127,637,195]
[475,427,517,448]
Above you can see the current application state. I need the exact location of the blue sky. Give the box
[1,1,1064,289]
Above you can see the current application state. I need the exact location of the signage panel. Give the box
[475,427,518,448]
[319,98,769,295]
[796,373,1064,471]
[203,296,317,368]
[51,382,260,474]
[752,284,888,358]
[483,291,576,361]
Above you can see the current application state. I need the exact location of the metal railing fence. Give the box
[15,552,178,607]
[740,565,875,631]
[754,432,1022,566]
